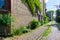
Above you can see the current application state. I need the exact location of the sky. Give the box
[46,0,60,11]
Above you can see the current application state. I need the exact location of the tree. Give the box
[56,9,60,22]
[46,10,54,21]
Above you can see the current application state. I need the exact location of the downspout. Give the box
[11,0,14,16]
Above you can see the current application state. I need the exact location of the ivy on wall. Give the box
[34,0,42,13]
[21,0,42,15]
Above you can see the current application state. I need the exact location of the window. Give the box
[0,0,11,12]
[0,0,5,9]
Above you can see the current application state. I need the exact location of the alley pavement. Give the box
[47,22,60,40]
[12,21,53,40]
[3,21,54,40]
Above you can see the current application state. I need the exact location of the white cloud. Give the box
[45,0,49,3]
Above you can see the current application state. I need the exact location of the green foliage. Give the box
[43,27,51,37]
[12,26,30,35]
[27,0,35,15]
[56,9,60,22]
[39,13,49,26]
[12,19,41,35]
[43,14,49,24]
[41,27,51,40]
[48,10,54,20]
[0,12,11,26]
[47,10,54,16]
[27,19,41,29]
[21,0,42,15]
[34,0,42,13]
[40,20,44,26]
[21,0,27,4]
[49,10,54,14]
[56,9,60,16]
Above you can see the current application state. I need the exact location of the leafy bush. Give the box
[0,12,11,26]
[56,9,60,22]
[27,19,41,29]
[43,14,49,24]
[40,20,44,26]
[39,14,49,26]
[12,19,41,36]
[12,26,30,35]
[0,12,11,36]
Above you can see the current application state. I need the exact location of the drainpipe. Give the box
[11,0,14,16]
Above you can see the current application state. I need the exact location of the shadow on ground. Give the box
[46,22,60,31]
[54,23,60,30]
[0,37,4,40]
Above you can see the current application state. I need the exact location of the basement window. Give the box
[0,0,8,12]
[0,0,5,9]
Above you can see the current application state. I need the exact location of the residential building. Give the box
[0,0,46,28]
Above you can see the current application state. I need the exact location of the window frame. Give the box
[0,0,11,12]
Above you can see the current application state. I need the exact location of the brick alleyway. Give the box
[47,22,60,40]
[12,22,53,40]
[4,21,54,40]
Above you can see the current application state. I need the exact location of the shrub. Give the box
[0,12,11,26]
[43,14,49,24]
[0,12,12,36]
[27,19,41,29]
[12,26,30,35]
[40,20,44,26]
[56,9,60,22]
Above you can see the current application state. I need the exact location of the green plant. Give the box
[40,20,44,26]
[42,27,51,40]
[56,9,60,22]
[47,10,54,21]
[27,19,41,29]
[39,14,49,26]
[21,0,42,15]
[0,12,12,36]
[43,27,51,36]
[43,14,49,24]
[0,12,11,26]
[12,26,30,35]
[34,0,42,13]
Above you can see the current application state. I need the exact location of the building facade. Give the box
[0,0,11,14]
[0,0,46,28]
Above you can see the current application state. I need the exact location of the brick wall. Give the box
[11,0,38,28]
